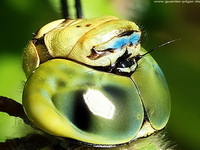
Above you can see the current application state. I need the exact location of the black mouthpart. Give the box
[92,50,142,76]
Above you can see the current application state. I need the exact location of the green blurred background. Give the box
[0,0,200,149]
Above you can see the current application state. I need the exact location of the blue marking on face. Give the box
[111,32,140,49]
[130,33,141,45]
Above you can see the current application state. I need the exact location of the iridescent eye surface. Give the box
[22,16,170,147]
[23,59,144,145]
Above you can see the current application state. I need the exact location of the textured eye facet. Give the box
[23,59,144,145]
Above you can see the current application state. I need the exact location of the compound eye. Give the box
[131,48,171,130]
[23,59,144,146]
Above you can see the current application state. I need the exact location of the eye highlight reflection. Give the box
[83,89,115,119]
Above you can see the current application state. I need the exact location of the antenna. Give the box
[135,39,180,61]
[141,39,180,57]
[60,0,83,19]
[75,0,83,18]
[60,0,69,19]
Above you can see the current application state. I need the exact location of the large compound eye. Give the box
[131,48,171,130]
[23,59,144,145]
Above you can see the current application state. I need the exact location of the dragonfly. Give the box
[0,0,172,149]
